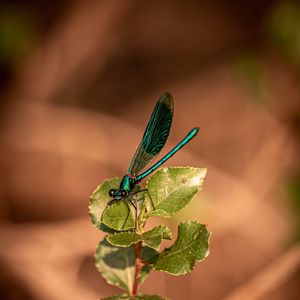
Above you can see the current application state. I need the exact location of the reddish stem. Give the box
[132,241,143,297]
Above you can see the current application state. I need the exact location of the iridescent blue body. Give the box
[108,93,199,202]
[109,175,137,199]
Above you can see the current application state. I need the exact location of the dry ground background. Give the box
[0,1,300,299]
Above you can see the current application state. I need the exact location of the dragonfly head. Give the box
[109,189,128,200]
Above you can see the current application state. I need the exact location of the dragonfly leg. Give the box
[122,200,131,229]
[102,199,131,230]
[129,190,149,229]
[146,191,155,210]
[128,198,138,229]
[101,199,119,221]
[130,189,156,210]
[107,198,118,206]
[130,189,147,200]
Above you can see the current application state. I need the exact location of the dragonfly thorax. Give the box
[120,175,137,191]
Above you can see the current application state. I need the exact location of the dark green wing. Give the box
[127,92,174,175]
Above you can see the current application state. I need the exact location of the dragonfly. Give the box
[106,92,199,227]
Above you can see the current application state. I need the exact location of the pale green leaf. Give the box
[102,201,135,231]
[96,240,135,294]
[106,232,141,247]
[107,226,172,251]
[89,178,121,227]
[96,240,153,294]
[89,177,135,231]
[154,221,210,275]
[141,225,172,250]
[146,167,207,217]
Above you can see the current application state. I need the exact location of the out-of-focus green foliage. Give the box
[232,1,300,103]
[233,53,267,101]
[266,1,300,68]
[0,8,37,65]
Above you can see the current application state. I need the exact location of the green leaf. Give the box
[96,239,135,294]
[89,178,121,226]
[96,240,153,294]
[141,225,172,250]
[101,294,167,300]
[140,246,158,283]
[99,223,119,234]
[106,232,141,247]
[102,201,135,231]
[107,225,172,251]
[89,178,135,231]
[142,246,159,265]
[146,167,207,217]
[153,221,210,275]
[137,192,152,227]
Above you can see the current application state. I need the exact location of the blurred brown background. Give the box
[1,0,300,299]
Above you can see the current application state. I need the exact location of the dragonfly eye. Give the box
[120,190,127,197]
[109,189,116,197]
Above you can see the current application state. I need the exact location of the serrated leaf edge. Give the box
[107,225,172,250]
[106,232,141,247]
[146,167,207,217]
[88,177,122,228]
[95,241,134,293]
[153,221,211,276]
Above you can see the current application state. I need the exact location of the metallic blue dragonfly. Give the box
[107,92,199,227]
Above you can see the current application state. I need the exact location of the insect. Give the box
[107,92,199,227]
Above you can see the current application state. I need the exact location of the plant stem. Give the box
[132,241,143,297]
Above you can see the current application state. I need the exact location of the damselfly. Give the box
[107,92,199,227]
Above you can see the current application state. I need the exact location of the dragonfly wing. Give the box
[127,92,174,175]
